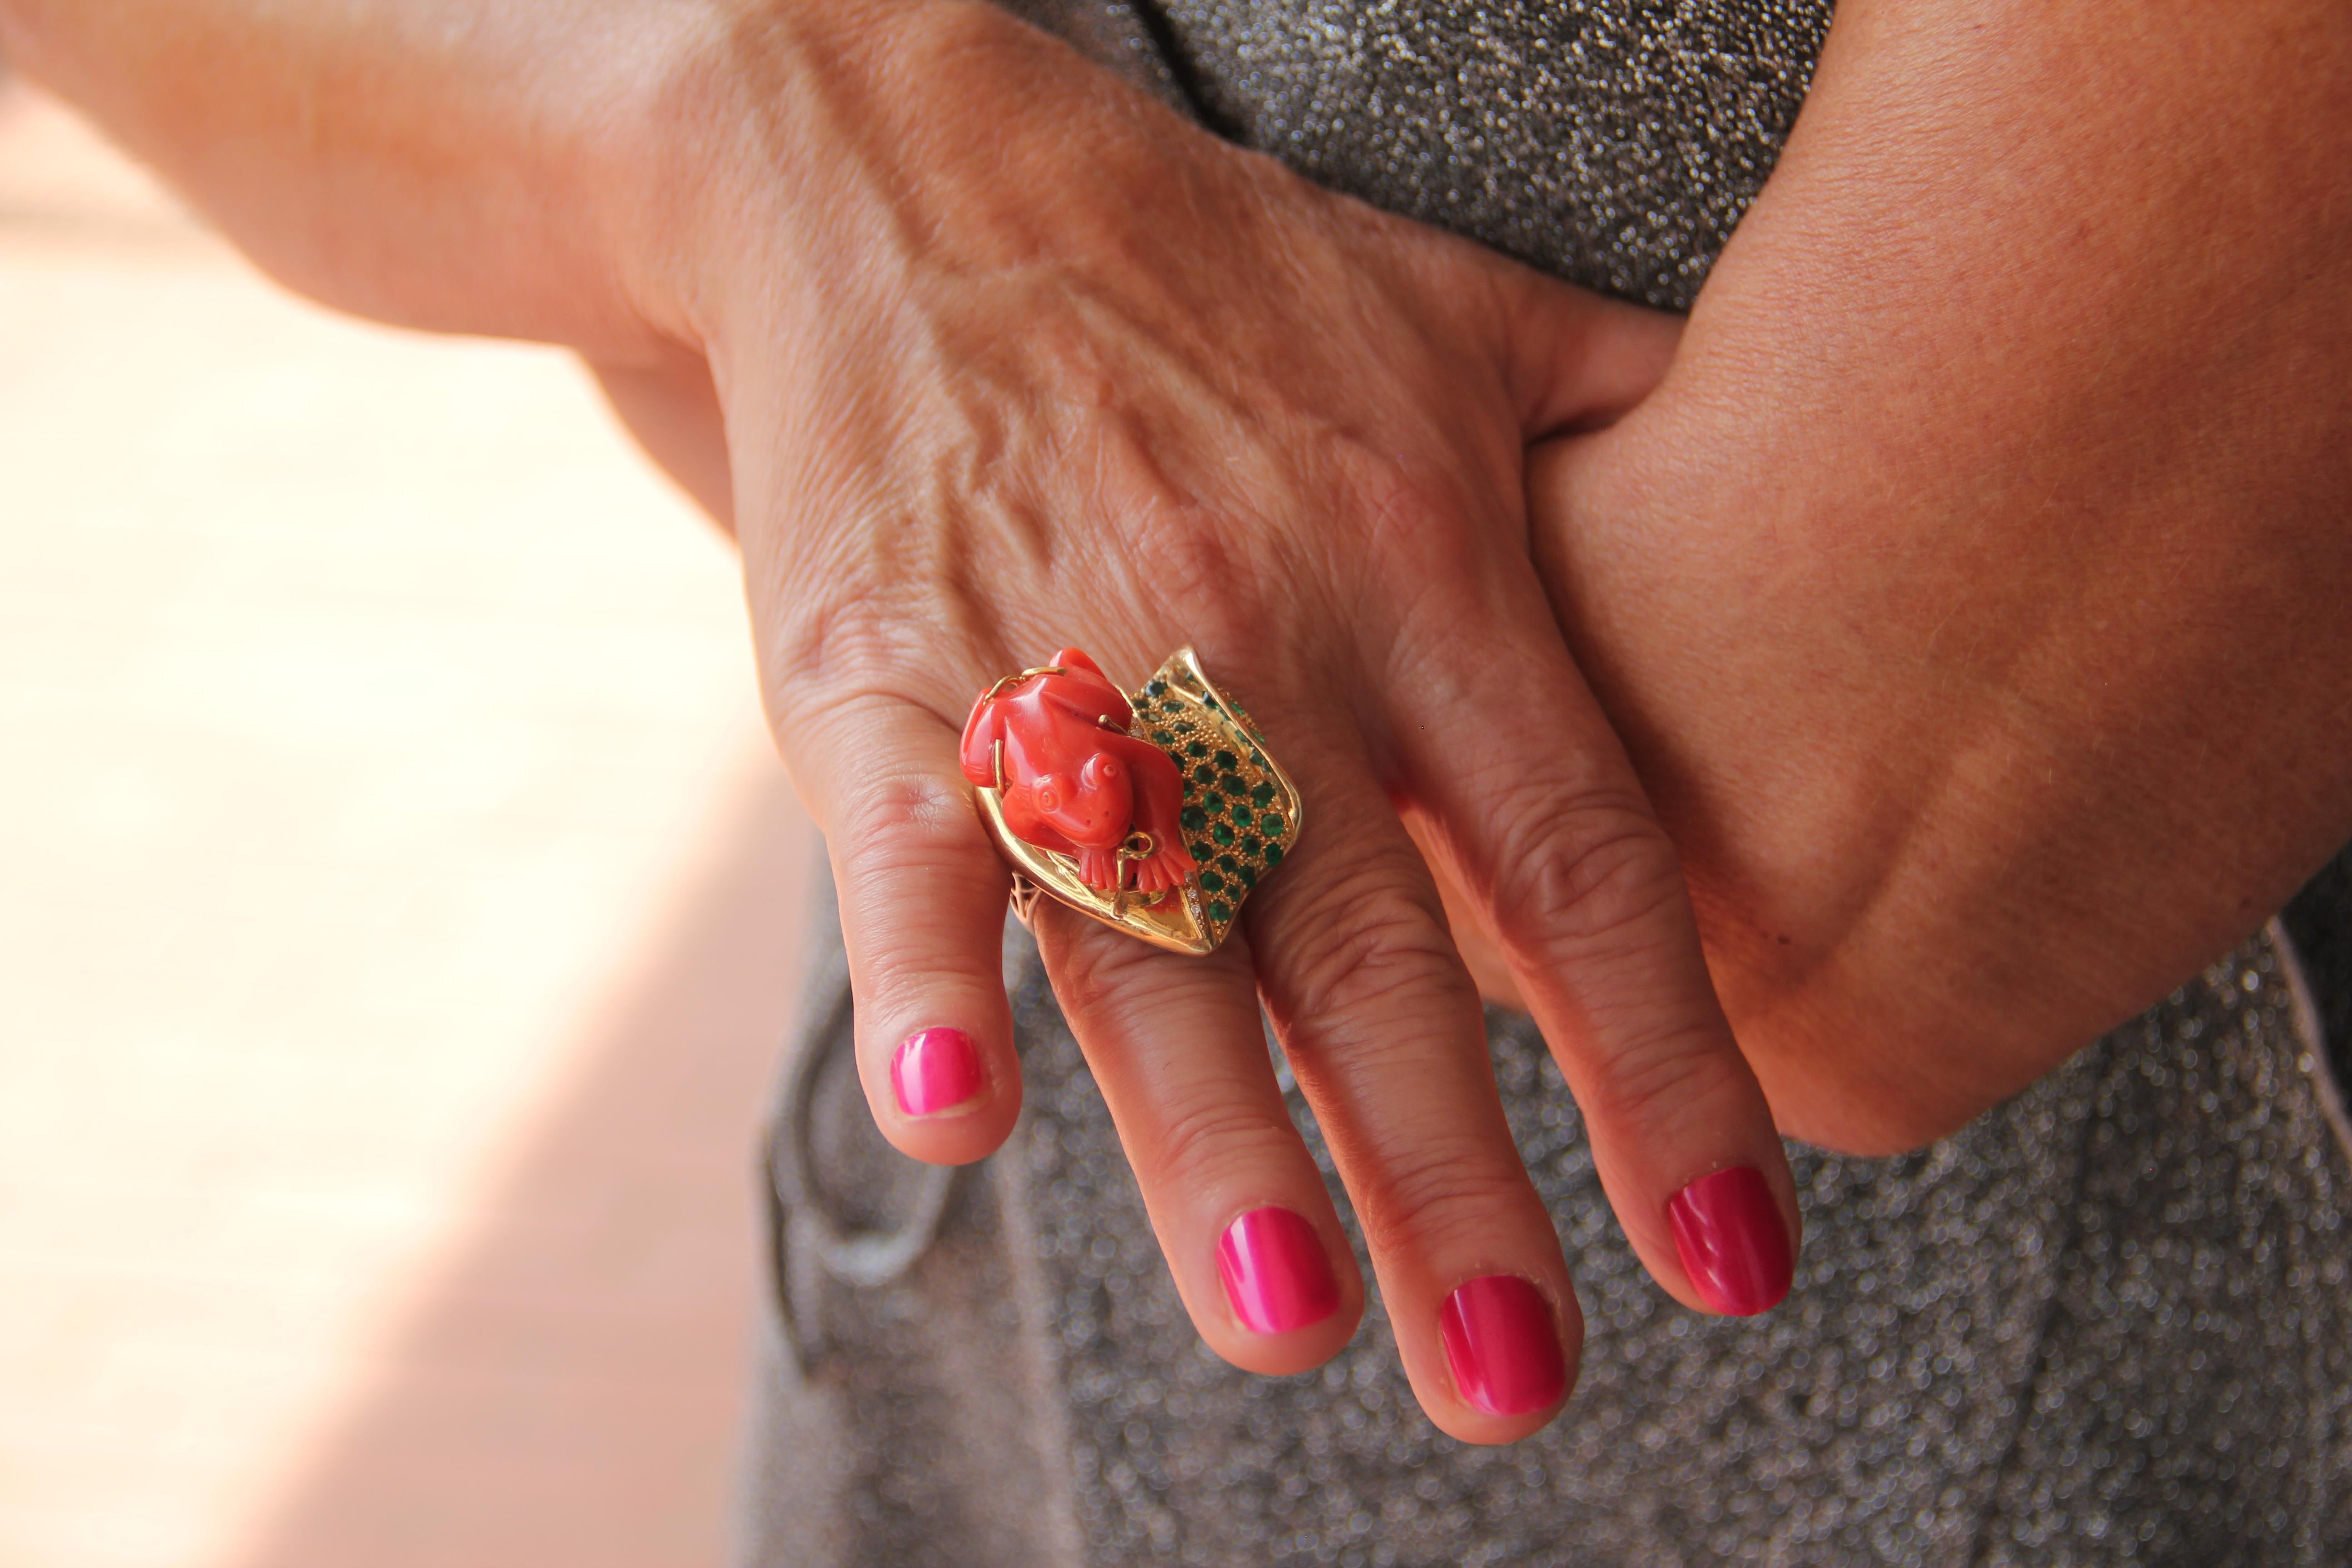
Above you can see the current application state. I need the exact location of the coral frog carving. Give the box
[961,649,1198,896]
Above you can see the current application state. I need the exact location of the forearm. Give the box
[0,0,815,361]
[1537,0,2352,1147]
[0,0,1305,383]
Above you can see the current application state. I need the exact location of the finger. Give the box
[1239,699,1582,1445]
[1387,223,1680,441]
[784,690,1022,1167]
[1029,898,1364,1375]
[1464,250,1684,439]
[1389,602,1800,1320]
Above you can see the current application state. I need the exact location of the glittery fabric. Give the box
[998,0,1831,309]
[1147,0,1833,309]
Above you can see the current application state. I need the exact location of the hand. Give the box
[3,0,1800,1443]
[633,1,1800,1441]
[1465,0,2352,1156]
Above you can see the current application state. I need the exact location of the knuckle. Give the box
[1354,1131,1537,1254]
[1147,1087,1299,1194]
[1044,923,1195,1020]
[1471,777,1749,1136]
[1576,1026,1734,1136]
[1262,865,1468,1037]
[766,617,936,743]
[833,763,985,873]
[1482,783,1686,964]
[762,555,918,695]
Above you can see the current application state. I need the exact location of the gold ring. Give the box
[958,646,1301,954]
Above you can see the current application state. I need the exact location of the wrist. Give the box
[639,0,1238,357]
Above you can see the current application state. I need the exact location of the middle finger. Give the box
[1031,901,1365,1376]
[1237,694,1584,1444]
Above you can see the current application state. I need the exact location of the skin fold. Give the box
[7,0,2347,1439]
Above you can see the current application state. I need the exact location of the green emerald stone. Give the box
[1249,781,1274,807]
[1237,866,1258,889]
[1199,871,1226,894]
[1192,763,1215,784]
[1145,679,1166,697]
[1216,853,1238,872]
[1152,730,1174,745]
[1218,772,1245,795]
[1180,805,1206,832]
[1213,749,1237,770]
[1186,740,1208,758]
[1212,822,1235,847]
[1259,813,1287,838]
[1207,899,1232,922]
[1263,843,1284,867]
[1190,839,1214,862]
[1240,834,1261,856]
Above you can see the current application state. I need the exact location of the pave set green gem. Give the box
[1131,665,1301,948]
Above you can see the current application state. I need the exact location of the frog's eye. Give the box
[1033,778,1063,813]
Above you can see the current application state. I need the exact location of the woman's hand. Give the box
[1485,0,2352,1156]
[642,2,1805,1441]
[4,0,1801,1440]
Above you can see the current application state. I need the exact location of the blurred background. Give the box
[0,65,816,1568]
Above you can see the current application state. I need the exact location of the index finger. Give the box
[781,688,1024,1168]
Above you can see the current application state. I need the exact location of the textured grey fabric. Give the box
[1150,0,1833,309]
[1000,0,1832,309]
[743,889,2352,1567]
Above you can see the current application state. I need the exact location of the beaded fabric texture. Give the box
[1153,0,1833,309]
[998,0,1832,310]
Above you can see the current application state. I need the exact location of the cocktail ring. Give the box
[959,646,1302,955]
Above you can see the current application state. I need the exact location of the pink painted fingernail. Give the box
[1215,1207,1340,1335]
[1667,1166,1794,1316]
[1438,1274,1567,1416]
[890,1027,986,1117]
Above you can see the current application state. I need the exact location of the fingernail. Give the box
[1438,1274,1567,1416]
[890,1027,986,1117]
[1666,1166,1794,1316]
[1215,1206,1340,1335]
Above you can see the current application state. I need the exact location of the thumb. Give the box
[1490,266,1685,441]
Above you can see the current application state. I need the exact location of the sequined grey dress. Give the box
[737,4,2352,1563]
